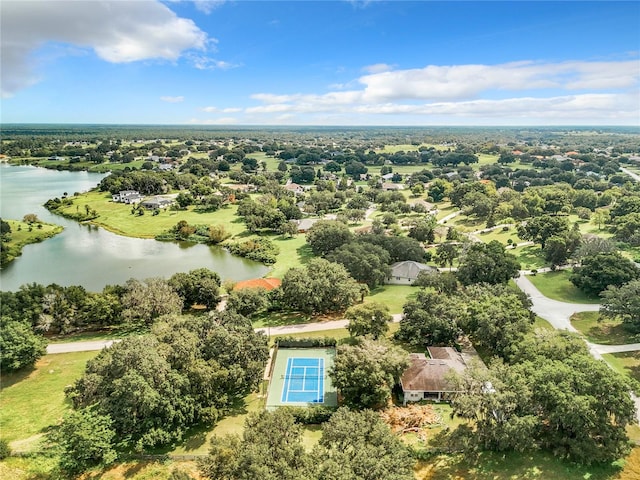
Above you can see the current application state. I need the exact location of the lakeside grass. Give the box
[0,351,99,447]
[56,190,245,239]
[527,270,601,304]
[2,219,64,266]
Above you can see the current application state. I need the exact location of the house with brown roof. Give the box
[400,347,473,404]
[233,277,282,291]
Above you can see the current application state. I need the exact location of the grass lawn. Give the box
[2,219,64,265]
[365,284,419,314]
[570,311,639,345]
[0,457,203,480]
[0,351,98,448]
[58,190,246,239]
[511,245,547,270]
[527,270,600,304]
[169,393,263,455]
[414,448,635,480]
[268,234,312,279]
[475,226,522,245]
[533,316,555,331]
[602,352,640,386]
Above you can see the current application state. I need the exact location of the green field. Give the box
[570,311,639,345]
[56,190,245,239]
[527,270,600,304]
[602,352,640,387]
[365,284,418,314]
[414,449,635,480]
[0,351,99,448]
[2,219,64,266]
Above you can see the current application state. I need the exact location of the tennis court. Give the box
[266,347,337,409]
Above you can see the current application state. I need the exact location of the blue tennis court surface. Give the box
[281,357,324,403]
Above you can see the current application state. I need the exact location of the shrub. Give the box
[0,439,11,460]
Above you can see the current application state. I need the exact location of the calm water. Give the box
[0,164,268,291]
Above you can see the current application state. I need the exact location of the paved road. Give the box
[47,339,120,354]
[621,166,640,182]
[46,314,404,354]
[514,274,599,331]
[515,273,640,420]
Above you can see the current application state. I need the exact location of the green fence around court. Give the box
[266,347,338,410]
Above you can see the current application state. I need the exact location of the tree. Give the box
[357,234,427,263]
[413,271,459,294]
[600,280,640,331]
[572,235,615,261]
[169,268,221,310]
[326,242,391,289]
[329,339,408,409]
[456,241,520,285]
[121,277,183,324]
[279,259,362,314]
[68,315,268,450]
[48,407,117,475]
[517,215,569,249]
[570,252,640,295]
[22,213,40,224]
[395,291,462,348]
[0,218,11,239]
[450,328,636,464]
[435,242,459,270]
[311,409,414,480]
[226,287,270,318]
[0,317,47,372]
[306,220,353,256]
[199,409,309,480]
[591,209,609,231]
[428,179,452,202]
[460,284,534,359]
[408,215,437,243]
[345,302,392,340]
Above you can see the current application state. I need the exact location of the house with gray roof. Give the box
[387,260,436,285]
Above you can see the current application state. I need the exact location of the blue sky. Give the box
[1,1,639,125]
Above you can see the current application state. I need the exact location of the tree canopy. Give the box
[67,313,268,450]
[279,259,363,314]
[570,252,640,295]
[329,339,408,409]
[456,241,520,285]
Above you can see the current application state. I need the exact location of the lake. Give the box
[0,164,269,291]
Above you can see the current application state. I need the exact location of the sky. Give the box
[1,0,639,126]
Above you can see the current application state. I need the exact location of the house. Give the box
[233,277,281,291]
[141,196,174,209]
[112,190,142,204]
[400,347,472,404]
[382,182,404,191]
[387,261,436,285]
[47,155,65,161]
[284,181,305,195]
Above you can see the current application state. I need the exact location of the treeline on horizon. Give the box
[1,124,638,143]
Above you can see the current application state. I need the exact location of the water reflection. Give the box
[0,164,269,291]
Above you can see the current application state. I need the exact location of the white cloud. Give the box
[1,0,208,97]
[189,116,238,124]
[362,63,393,74]
[193,0,226,14]
[238,59,639,124]
[189,55,240,70]
[201,106,242,113]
